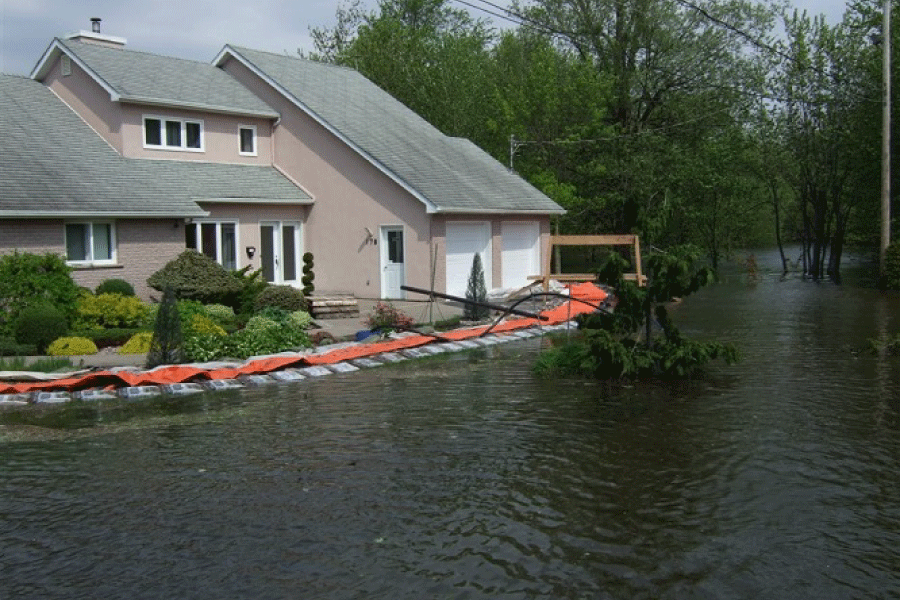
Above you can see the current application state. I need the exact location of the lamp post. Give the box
[881,0,892,276]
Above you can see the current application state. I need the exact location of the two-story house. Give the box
[2,25,563,301]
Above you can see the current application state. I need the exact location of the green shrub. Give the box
[0,355,73,372]
[73,327,144,349]
[288,310,313,330]
[147,250,243,305]
[231,266,268,316]
[74,293,150,330]
[253,285,307,312]
[245,315,279,331]
[883,242,900,289]
[119,332,153,355]
[95,278,135,297]
[14,303,68,354]
[0,336,37,357]
[0,252,79,335]
[204,303,236,325]
[47,336,98,356]
[184,314,227,338]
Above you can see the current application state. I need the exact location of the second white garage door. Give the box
[446,221,491,298]
[501,221,540,290]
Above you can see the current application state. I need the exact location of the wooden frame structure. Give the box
[529,234,646,291]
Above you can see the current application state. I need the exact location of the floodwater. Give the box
[2,252,900,599]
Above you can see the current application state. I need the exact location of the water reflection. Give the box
[3,263,900,599]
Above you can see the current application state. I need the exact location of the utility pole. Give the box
[881,0,892,276]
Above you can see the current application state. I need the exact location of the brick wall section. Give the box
[0,219,185,301]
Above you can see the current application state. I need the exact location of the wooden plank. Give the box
[548,234,636,246]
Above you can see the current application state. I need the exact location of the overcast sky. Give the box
[1,0,850,77]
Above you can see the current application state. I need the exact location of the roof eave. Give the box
[119,96,280,119]
[432,207,567,215]
[193,197,314,205]
[0,209,210,219]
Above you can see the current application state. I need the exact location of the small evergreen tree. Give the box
[146,287,183,368]
[464,253,489,321]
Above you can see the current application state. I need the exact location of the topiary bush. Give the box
[119,332,153,355]
[302,252,315,296]
[47,336,98,356]
[74,293,150,330]
[253,285,307,312]
[95,278,135,297]
[0,252,79,336]
[14,302,69,354]
[147,250,243,305]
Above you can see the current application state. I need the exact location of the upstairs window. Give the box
[144,116,203,151]
[239,125,256,156]
[65,222,116,265]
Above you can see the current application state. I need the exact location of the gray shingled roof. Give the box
[0,73,309,217]
[48,39,278,118]
[223,46,564,215]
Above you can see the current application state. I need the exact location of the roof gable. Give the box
[32,38,279,118]
[216,46,564,215]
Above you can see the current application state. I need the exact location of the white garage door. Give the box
[501,221,540,290]
[446,221,491,298]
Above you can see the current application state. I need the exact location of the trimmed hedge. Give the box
[254,285,307,312]
[48,337,99,356]
[147,250,243,305]
[120,332,153,355]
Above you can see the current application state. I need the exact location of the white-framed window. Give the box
[238,125,257,156]
[65,221,116,265]
[185,220,238,270]
[143,115,204,151]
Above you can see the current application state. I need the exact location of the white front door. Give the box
[260,221,301,285]
[381,226,405,298]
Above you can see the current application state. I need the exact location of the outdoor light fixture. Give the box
[246,246,256,259]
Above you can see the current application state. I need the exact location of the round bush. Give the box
[288,310,313,330]
[147,250,242,305]
[119,332,153,355]
[48,336,98,356]
[253,285,307,312]
[95,278,135,297]
[75,293,150,330]
[203,303,236,325]
[14,303,68,354]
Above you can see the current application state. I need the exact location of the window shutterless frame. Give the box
[143,115,204,152]
[238,125,257,156]
[64,221,116,265]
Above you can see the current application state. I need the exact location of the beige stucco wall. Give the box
[120,105,272,164]
[222,58,433,299]
[0,219,184,301]
[44,55,124,152]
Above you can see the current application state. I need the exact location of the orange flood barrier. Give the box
[0,285,608,395]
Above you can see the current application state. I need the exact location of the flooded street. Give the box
[3,254,900,599]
